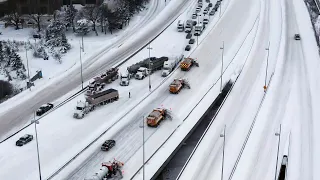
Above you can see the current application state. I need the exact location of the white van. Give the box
[177,20,184,32]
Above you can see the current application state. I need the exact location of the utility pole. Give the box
[25,42,31,91]
[32,117,42,180]
[220,41,224,92]
[274,124,282,180]
[220,125,226,180]
[79,41,84,89]
[81,35,84,52]
[264,42,270,92]
[142,116,145,180]
[147,44,153,92]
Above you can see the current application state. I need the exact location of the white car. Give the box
[192,13,197,19]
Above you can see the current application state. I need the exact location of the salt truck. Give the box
[73,89,119,119]
[84,159,124,180]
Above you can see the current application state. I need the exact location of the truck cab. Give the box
[120,73,131,86]
[135,67,148,80]
[162,62,173,77]
[73,101,87,119]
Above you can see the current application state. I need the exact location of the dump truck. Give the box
[169,79,190,93]
[127,57,156,75]
[180,57,199,71]
[86,68,119,95]
[73,89,119,119]
[161,55,183,77]
[84,159,124,180]
[146,108,172,127]
[141,56,168,73]
[119,72,131,86]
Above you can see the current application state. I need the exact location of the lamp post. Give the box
[32,117,42,180]
[25,42,31,91]
[274,124,282,180]
[220,125,226,180]
[79,41,84,89]
[264,42,270,92]
[139,116,145,180]
[81,35,84,52]
[220,41,224,92]
[147,44,153,92]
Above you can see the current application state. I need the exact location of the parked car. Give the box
[36,103,54,116]
[294,34,301,40]
[16,134,33,146]
[185,45,191,51]
[189,39,195,44]
[209,10,215,16]
[203,9,208,14]
[196,7,201,13]
[186,33,192,39]
[101,140,116,151]
[198,2,203,8]
[209,3,213,7]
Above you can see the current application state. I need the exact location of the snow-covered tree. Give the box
[65,5,78,32]
[3,12,22,30]
[75,19,91,36]
[81,5,100,34]
[45,20,71,52]
[28,14,42,32]
[0,44,26,80]
[52,50,62,64]
[33,45,48,59]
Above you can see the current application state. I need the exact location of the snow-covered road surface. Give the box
[0,0,192,140]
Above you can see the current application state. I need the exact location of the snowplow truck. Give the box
[73,89,119,119]
[169,79,190,93]
[146,108,172,127]
[84,159,124,180]
[180,58,199,71]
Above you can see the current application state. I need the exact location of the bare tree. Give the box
[81,5,100,35]
[4,12,21,30]
[28,13,42,32]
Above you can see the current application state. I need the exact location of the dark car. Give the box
[101,140,116,151]
[294,34,301,40]
[36,103,54,116]
[186,33,192,39]
[16,134,33,146]
[189,38,195,44]
[209,3,213,7]
[209,10,215,16]
[206,0,210,2]
[185,45,191,51]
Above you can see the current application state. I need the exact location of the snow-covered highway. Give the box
[0,0,192,140]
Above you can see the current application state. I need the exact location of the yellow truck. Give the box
[146,108,167,127]
[180,57,199,71]
[169,79,190,94]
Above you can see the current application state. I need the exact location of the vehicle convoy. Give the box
[161,56,183,77]
[135,67,149,80]
[169,79,191,93]
[119,72,131,86]
[16,134,33,146]
[86,68,119,95]
[84,160,124,180]
[36,103,54,116]
[101,140,116,151]
[180,57,199,71]
[73,89,119,119]
[146,108,172,127]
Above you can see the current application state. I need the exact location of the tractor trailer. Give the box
[74,89,119,119]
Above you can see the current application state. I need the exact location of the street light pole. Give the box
[25,42,31,91]
[32,117,42,180]
[220,41,224,92]
[220,125,226,180]
[264,42,270,92]
[147,44,153,92]
[79,41,84,89]
[81,35,84,52]
[142,116,145,180]
[274,124,282,180]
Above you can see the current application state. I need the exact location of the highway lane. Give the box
[0,0,193,140]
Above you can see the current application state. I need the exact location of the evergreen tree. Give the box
[45,20,71,52]
[65,5,78,32]
[75,19,91,36]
